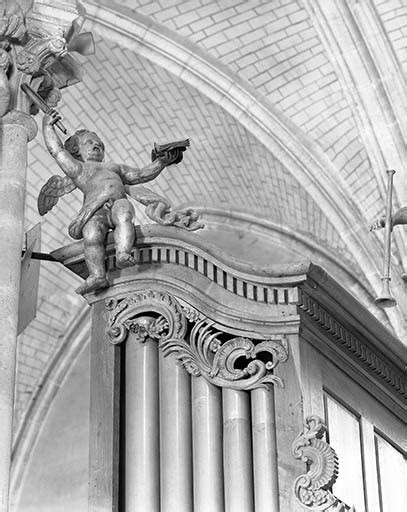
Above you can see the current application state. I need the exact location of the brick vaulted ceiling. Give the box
[12,0,407,462]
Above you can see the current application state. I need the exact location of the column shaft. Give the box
[0,122,29,511]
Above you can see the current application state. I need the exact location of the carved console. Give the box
[292,416,354,512]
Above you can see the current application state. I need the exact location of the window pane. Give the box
[376,434,407,512]
[325,395,365,511]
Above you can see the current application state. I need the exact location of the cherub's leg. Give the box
[76,219,109,295]
[111,198,136,269]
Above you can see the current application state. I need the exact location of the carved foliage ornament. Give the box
[105,290,187,345]
[161,319,288,390]
[105,291,288,391]
[293,415,355,512]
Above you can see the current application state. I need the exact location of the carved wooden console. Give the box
[53,225,406,512]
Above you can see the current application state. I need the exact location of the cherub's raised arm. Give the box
[43,110,81,178]
[119,148,182,185]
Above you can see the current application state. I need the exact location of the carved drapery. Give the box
[292,415,355,512]
[105,290,288,391]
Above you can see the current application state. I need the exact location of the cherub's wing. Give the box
[38,175,77,216]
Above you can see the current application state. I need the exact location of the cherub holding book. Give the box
[39,109,202,294]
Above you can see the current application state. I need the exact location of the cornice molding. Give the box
[298,288,406,406]
[53,225,309,307]
[196,207,382,308]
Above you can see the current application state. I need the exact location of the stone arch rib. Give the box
[10,309,91,509]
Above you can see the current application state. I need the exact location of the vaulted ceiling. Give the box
[13,0,407,490]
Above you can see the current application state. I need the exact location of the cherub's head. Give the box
[64,129,105,163]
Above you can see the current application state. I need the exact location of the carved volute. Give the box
[292,416,355,512]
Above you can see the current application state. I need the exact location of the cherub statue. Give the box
[40,110,202,295]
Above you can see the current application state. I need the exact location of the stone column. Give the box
[0,112,37,510]
[0,2,91,509]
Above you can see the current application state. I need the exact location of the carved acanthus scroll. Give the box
[293,415,356,512]
[105,290,187,345]
[105,291,288,390]
[161,319,288,390]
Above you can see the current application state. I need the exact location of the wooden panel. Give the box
[88,300,122,512]
[360,419,381,512]
[273,333,304,512]
[375,433,407,512]
[324,394,366,511]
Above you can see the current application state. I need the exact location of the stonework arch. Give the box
[82,1,406,335]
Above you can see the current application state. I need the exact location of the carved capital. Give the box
[0,1,93,118]
[105,290,187,345]
[0,4,27,42]
[161,319,288,391]
[292,415,355,512]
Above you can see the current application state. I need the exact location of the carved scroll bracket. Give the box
[161,319,289,391]
[105,290,187,345]
[292,415,356,512]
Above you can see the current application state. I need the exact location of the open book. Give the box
[151,139,190,162]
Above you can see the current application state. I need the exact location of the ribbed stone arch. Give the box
[302,0,407,263]
[10,309,91,508]
[82,1,406,336]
